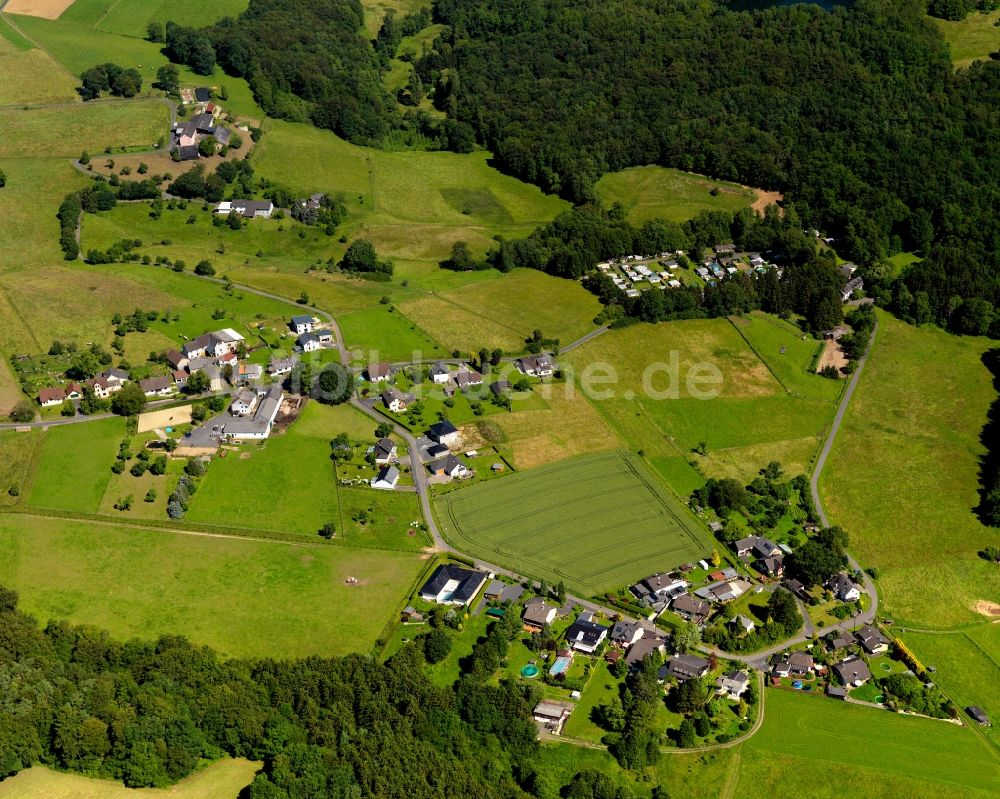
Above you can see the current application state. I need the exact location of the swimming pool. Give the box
[550,656,572,676]
[521,664,540,678]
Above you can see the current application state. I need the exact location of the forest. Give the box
[0,588,669,798]
[416,0,999,300]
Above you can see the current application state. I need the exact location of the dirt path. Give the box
[816,339,848,374]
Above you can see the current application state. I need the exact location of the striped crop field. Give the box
[436,450,714,595]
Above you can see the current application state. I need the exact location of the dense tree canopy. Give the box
[0,590,558,798]
[417,0,999,272]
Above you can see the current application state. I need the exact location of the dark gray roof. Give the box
[428,420,458,439]
[566,613,609,647]
[833,657,871,684]
[291,315,313,325]
[610,619,642,643]
[213,126,231,145]
[194,87,211,102]
[419,564,486,603]
[177,145,200,161]
[374,437,395,459]
[666,653,710,680]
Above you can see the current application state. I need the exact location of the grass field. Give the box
[903,627,1000,750]
[0,100,169,159]
[327,305,447,362]
[0,430,44,501]
[0,29,76,104]
[820,312,1000,628]
[250,119,568,282]
[26,417,123,513]
[563,318,838,487]
[594,165,757,224]
[0,512,427,658]
[0,759,259,799]
[90,0,250,38]
[741,689,1000,796]
[186,402,427,547]
[436,450,713,594]
[396,268,602,353]
[933,10,1000,69]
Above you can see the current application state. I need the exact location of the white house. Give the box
[182,329,244,360]
[139,376,173,397]
[215,200,274,219]
[428,419,461,447]
[290,315,314,335]
[828,572,862,603]
[381,387,412,412]
[429,361,450,384]
[229,389,258,417]
[370,465,400,490]
[565,611,609,654]
[418,564,487,606]
[38,387,65,407]
[373,437,397,465]
[297,332,321,352]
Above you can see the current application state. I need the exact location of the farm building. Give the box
[419,564,487,606]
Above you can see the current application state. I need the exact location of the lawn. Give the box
[820,311,1000,628]
[337,305,448,362]
[594,165,757,224]
[396,268,603,353]
[563,318,837,487]
[903,627,1000,750]
[0,430,44,503]
[0,759,260,799]
[0,512,426,658]
[26,417,124,513]
[92,0,250,37]
[932,10,1000,69]
[0,29,76,104]
[0,100,169,159]
[741,688,1000,796]
[436,450,714,595]
[186,402,426,547]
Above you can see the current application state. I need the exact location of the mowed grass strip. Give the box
[0,759,259,799]
[436,450,713,594]
[594,165,755,224]
[0,100,169,158]
[0,513,427,658]
[744,689,1000,795]
[821,311,1000,628]
[94,0,250,37]
[337,305,448,362]
[26,417,123,513]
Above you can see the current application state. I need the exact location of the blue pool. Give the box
[550,656,572,676]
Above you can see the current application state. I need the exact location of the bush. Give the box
[422,629,452,664]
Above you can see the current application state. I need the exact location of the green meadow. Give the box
[0,26,76,104]
[933,10,1000,69]
[0,100,169,159]
[437,450,713,594]
[741,688,1000,796]
[563,317,838,486]
[903,627,1000,750]
[186,402,427,547]
[337,305,449,362]
[595,165,758,224]
[0,512,425,659]
[0,759,259,799]
[26,417,124,514]
[821,312,1000,628]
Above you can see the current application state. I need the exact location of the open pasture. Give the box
[251,119,568,272]
[93,0,250,38]
[0,513,426,658]
[933,10,1000,69]
[563,318,837,486]
[0,29,77,103]
[0,100,169,159]
[821,312,1000,628]
[25,417,123,513]
[437,450,712,594]
[337,305,448,362]
[903,628,1000,749]
[186,402,426,547]
[742,688,1000,796]
[0,759,260,799]
[396,268,602,353]
[594,165,757,224]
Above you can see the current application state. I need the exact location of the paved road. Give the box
[559,324,610,353]
[809,319,880,613]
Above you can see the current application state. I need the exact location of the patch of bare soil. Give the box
[4,0,74,19]
[816,339,849,375]
[751,189,784,215]
[973,599,1000,618]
